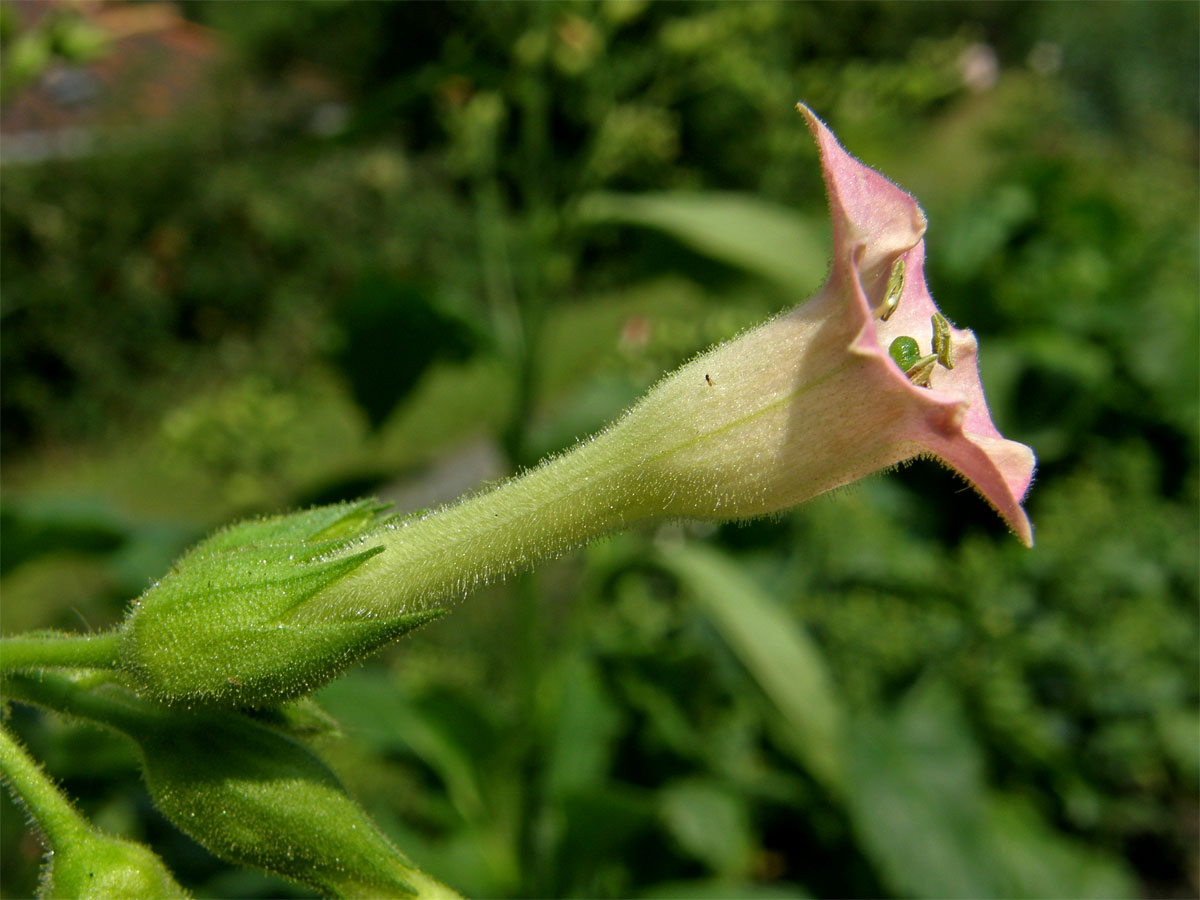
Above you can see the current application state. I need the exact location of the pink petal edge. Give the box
[798,102,1036,546]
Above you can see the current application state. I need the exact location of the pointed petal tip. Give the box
[926,448,1035,548]
[1005,498,1035,548]
[964,439,1037,548]
[1009,449,1037,548]
[795,101,927,277]
[1017,521,1035,548]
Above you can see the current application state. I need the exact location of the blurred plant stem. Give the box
[505,39,557,887]
[0,630,121,673]
[469,85,552,888]
[503,59,554,471]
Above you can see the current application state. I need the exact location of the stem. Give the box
[0,630,122,673]
[473,174,520,378]
[296,421,644,622]
[505,27,553,470]
[0,725,89,850]
[2,670,146,736]
[513,571,544,891]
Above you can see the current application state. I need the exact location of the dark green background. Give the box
[2,2,1196,897]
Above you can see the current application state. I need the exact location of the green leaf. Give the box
[578,191,828,292]
[0,495,128,575]
[844,681,990,898]
[654,542,844,792]
[554,785,659,896]
[543,654,624,799]
[844,680,1136,899]
[658,778,754,877]
[985,794,1136,899]
[319,673,487,821]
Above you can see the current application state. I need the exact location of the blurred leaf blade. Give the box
[657,777,754,878]
[318,672,487,822]
[578,191,828,293]
[655,541,844,792]
[844,680,1137,900]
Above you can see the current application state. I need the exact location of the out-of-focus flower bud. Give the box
[133,707,455,898]
[38,828,189,900]
[118,500,445,707]
[3,672,458,899]
[0,724,187,899]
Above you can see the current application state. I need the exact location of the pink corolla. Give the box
[795,102,1035,545]
[624,101,1039,544]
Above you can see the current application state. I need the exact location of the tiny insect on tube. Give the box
[705,373,714,387]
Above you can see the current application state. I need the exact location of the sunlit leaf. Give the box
[578,191,828,293]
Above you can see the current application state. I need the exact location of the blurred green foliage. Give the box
[2,2,1196,898]
[0,3,109,99]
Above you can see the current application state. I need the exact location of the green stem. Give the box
[0,630,122,673]
[1,670,146,735]
[0,725,89,850]
[297,420,643,622]
[474,174,520,367]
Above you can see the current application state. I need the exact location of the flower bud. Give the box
[118,500,445,707]
[0,723,186,900]
[3,672,457,899]
[38,828,189,900]
[133,707,454,898]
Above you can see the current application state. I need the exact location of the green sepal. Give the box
[193,499,396,555]
[250,696,343,740]
[118,500,441,707]
[124,595,444,707]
